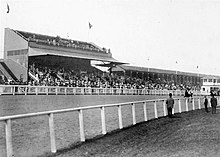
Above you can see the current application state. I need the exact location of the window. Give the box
[203,79,207,82]
[7,49,28,56]
[218,79,220,83]
[214,79,216,83]
[208,79,212,82]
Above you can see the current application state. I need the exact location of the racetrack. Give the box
[0,95,200,157]
[0,95,169,116]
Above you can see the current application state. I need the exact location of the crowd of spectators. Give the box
[17,30,111,54]
[0,63,200,91]
[7,30,200,91]
[24,63,200,91]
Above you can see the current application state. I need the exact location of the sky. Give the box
[1,0,220,75]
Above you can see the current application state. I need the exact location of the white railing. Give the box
[0,85,201,96]
[0,96,206,157]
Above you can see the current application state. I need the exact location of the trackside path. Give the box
[44,108,220,157]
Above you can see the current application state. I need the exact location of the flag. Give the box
[89,22,93,29]
[7,3,10,13]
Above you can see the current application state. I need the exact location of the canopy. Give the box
[28,44,123,63]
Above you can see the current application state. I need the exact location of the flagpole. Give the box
[175,61,178,74]
[88,22,93,42]
[88,28,90,42]
[147,57,150,72]
[196,66,199,77]
[5,3,9,27]
[88,22,90,42]
[175,61,179,84]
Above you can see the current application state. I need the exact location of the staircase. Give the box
[28,71,39,82]
[0,62,18,81]
[57,74,64,81]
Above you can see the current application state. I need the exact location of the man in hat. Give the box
[210,94,217,114]
[204,95,209,112]
[166,93,175,118]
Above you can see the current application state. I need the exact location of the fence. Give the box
[0,85,201,96]
[0,96,209,157]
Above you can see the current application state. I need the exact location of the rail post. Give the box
[208,98,211,107]
[143,102,148,121]
[5,119,13,157]
[163,100,167,116]
[132,103,136,125]
[73,88,76,95]
[64,88,67,95]
[10,86,13,95]
[192,98,195,110]
[90,88,92,95]
[118,105,123,129]
[185,99,189,112]
[104,88,107,95]
[100,106,106,135]
[46,87,49,95]
[24,86,27,95]
[48,113,56,153]
[55,87,58,95]
[82,88,85,95]
[154,101,158,118]
[78,109,85,142]
[36,87,39,95]
[12,86,15,95]
[198,97,201,109]
[178,99,182,113]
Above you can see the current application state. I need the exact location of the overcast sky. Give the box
[1,0,220,75]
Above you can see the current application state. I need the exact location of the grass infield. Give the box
[44,108,220,157]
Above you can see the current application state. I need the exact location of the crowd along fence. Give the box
[0,96,214,157]
[0,85,201,96]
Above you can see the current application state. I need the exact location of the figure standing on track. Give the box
[204,96,209,112]
[166,93,175,118]
[210,94,217,114]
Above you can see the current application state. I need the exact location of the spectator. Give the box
[204,96,209,113]
[210,94,217,114]
[166,93,175,118]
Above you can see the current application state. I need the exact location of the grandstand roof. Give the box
[28,44,121,63]
[112,65,202,77]
[12,29,124,64]
[15,29,105,52]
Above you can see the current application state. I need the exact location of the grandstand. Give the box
[0,27,213,92]
[2,28,124,85]
[112,65,202,90]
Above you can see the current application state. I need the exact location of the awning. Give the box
[28,46,123,63]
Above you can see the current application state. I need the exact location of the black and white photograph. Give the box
[0,0,220,156]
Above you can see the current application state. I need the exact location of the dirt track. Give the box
[45,108,220,157]
[0,95,170,157]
